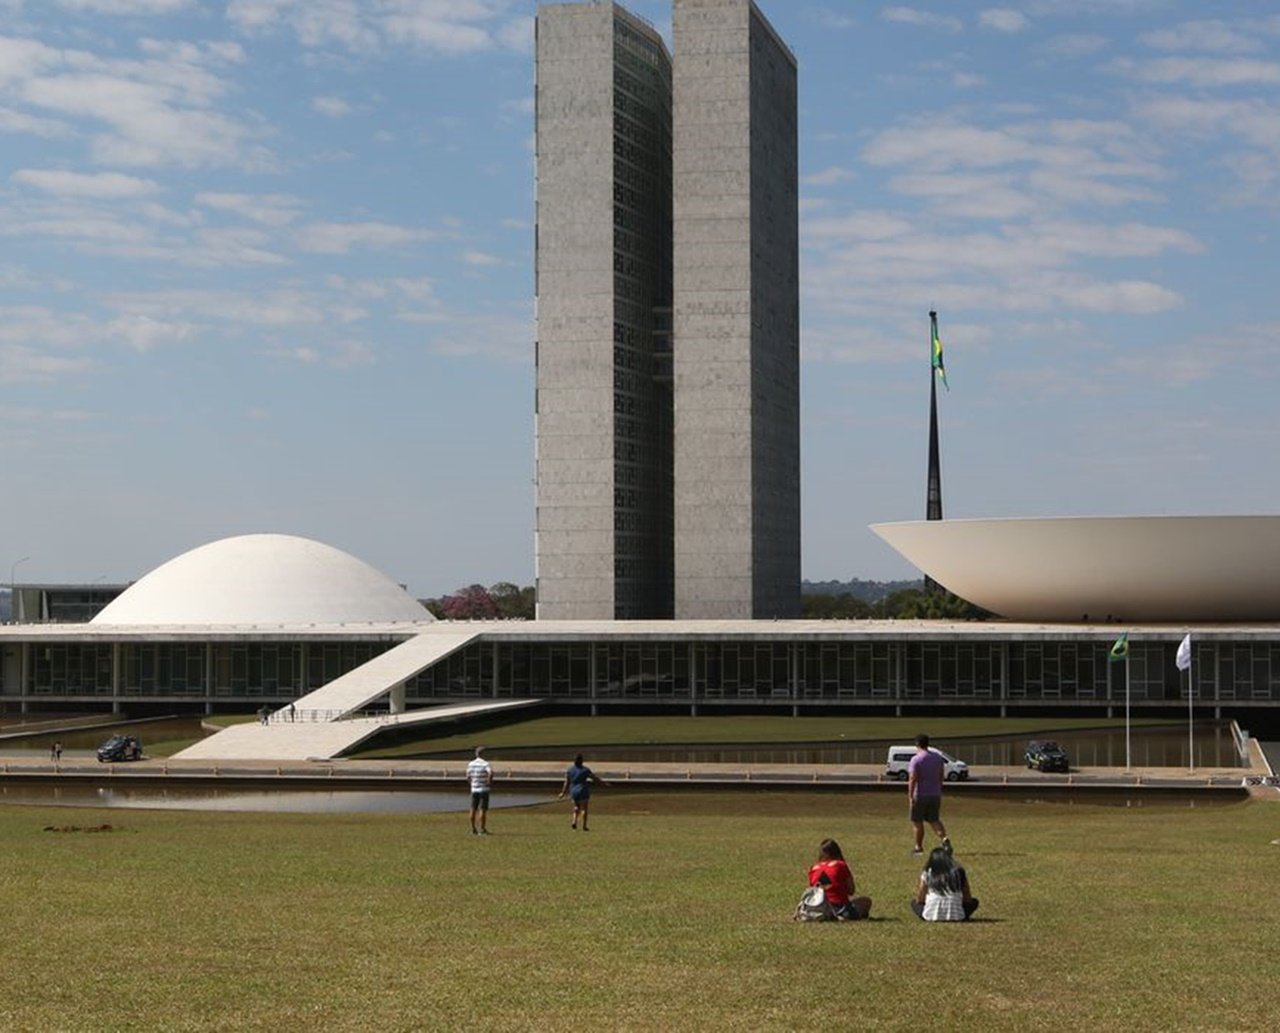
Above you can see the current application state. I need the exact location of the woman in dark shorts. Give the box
[558,753,607,831]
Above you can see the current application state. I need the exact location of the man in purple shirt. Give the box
[907,733,951,855]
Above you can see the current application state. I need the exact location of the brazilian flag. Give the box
[931,311,948,390]
[1109,632,1129,662]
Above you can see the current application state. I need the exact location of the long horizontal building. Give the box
[3,535,1280,732]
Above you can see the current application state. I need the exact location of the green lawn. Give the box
[356,714,1168,758]
[1,790,1275,1031]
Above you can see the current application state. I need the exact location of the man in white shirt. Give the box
[466,746,493,835]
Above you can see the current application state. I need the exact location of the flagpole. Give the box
[1187,658,1194,773]
[924,311,943,595]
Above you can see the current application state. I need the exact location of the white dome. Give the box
[92,534,432,626]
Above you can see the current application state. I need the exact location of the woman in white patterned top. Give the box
[911,845,978,921]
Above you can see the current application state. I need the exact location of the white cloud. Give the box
[814,8,856,30]
[0,105,71,138]
[11,168,159,197]
[1112,56,1280,88]
[312,95,352,117]
[186,227,287,267]
[195,191,304,226]
[1039,34,1109,59]
[495,16,534,54]
[427,310,531,363]
[1135,96,1280,152]
[1,35,270,172]
[0,344,94,382]
[295,220,432,253]
[265,338,374,367]
[0,38,62,84]
[805,211,915,242]
[106,313,197,351]
[803,166,855,187]
[22,73,256,169]
[227,0,530,55]
[888,171,1037,219]
[56,0,192,12]
[1140,20,1266,55]
[952,72,984,89]
[881,7,962,33]
[978,9,1029,33]
[462,250,502,267]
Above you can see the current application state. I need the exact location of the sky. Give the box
[1,0,1278,599]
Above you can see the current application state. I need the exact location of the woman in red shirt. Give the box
[808,838,873,920]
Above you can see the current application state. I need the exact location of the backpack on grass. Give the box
[793,885,834,922]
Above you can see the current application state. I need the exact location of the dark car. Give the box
[1025,740,1069,772]
[96,735,143,763]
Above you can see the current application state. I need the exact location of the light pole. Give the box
[9,556,29,621]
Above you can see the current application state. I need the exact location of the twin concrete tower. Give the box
[535,0,800,620]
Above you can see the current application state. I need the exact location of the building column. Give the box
[205,643,214,715]
[389,682,405,715]
[112,642,122,715]
[19,641,29,715]
[999,641,1010,717]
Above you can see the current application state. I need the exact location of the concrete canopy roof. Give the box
[872,515,1280,622]
[91,534,431,627]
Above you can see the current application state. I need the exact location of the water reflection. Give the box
[431,724,1243,768]
[0,783,552,814]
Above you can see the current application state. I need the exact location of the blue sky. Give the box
[1,1,1277,598]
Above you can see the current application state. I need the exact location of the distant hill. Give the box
[801,578,922,602]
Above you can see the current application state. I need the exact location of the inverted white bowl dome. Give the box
[92,534,431,626]
[872,516,1280,622]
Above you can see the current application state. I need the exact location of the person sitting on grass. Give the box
[808,838,872,920]
[911,845,978,921]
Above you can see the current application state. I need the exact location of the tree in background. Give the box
[801,593,873,619]
[801,587,987,620]
[422,583,535,620]
[488,582,536,620]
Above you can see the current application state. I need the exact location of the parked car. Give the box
[885,745,970,781]
[1025,740,1069,772]
[96,735,143,763]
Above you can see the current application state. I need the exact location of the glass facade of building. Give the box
[4,633,1280,710]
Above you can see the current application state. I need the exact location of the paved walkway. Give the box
[0,754,1266,793]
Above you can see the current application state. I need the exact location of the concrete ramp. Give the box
[273,629,482,720]
[174,628,536,760]
[174,700,538,761]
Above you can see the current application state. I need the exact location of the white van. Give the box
[885,745,969,781]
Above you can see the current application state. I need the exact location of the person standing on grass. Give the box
[50,741,63,763]
[808,838,872,920]
[559,753,606,831]
[466,746,493,836]
[908,733,950,856]
[911,845,978,921]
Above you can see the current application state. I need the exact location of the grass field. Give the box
[2,789,1276,1032]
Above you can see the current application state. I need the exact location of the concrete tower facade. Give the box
[672,0,799,619]
[535,4,674,620]
[535,0,798,621]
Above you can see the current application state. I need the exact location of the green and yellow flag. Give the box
[930,310,948,390]
[1109,632,1129,662]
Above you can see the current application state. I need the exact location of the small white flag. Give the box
[1175,633,1192,672]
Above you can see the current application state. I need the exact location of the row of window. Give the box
[9,639,1280,703]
